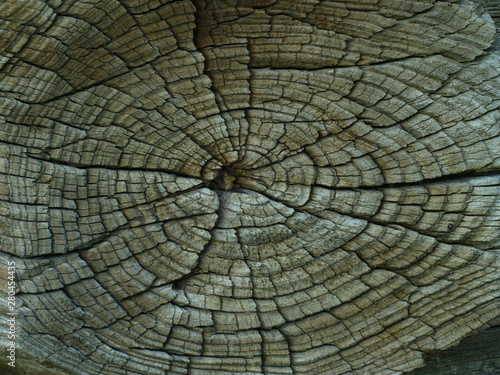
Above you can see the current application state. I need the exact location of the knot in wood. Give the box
[208,165,240,190]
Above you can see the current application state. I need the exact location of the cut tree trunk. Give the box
[0,0,499,374]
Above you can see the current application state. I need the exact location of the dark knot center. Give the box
[208,165,240,190]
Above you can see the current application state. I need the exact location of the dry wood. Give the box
[0,0,499,374]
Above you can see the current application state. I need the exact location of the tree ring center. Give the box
[208,165,240,190]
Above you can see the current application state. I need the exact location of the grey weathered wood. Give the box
[407,323,500,375]
[0,0,499,374]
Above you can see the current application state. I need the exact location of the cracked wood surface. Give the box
[0,0,499,374]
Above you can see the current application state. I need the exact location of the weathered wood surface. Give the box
[0,0,499,374]
[407,323,500,375]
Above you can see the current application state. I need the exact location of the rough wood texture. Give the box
[407,323,500,375]
[0,0,499,374]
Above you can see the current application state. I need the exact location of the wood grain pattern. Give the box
[0,0,499,374]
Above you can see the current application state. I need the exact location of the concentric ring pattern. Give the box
[0,0,500,374]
